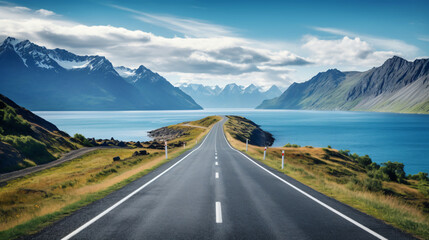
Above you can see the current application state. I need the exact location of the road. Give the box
[30,118,414,239]
[0,147,114,184]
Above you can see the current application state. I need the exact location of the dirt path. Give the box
[0,147,115,184]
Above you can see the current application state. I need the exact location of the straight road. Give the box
[30,118,414,239]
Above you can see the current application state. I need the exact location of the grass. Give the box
[224,116,429,239]
[0,116,221,240]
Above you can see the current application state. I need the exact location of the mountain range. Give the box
[0,37,201,110]
[257,56,429,114]
[180,83,282,108]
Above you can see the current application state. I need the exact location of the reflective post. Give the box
[263,146,267,160]
[281,150,285,169]
[165,140,168,159]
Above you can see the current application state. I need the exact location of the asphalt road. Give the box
[29,118,415,240]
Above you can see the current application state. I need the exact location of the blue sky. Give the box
[1,0,428,88]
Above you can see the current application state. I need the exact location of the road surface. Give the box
[29,118,414,239]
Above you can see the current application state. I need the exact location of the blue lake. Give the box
[35,109,429,174]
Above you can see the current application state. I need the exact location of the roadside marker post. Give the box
[165,141,168,159]
[263,146,267,160]
[281,150,285,169]
[246,139,248,152]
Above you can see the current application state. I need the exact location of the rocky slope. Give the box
[0,37,201,110]
[257,56,429,113]
[225,115,274,146]
[0,94,78,173]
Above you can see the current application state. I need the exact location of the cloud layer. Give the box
[0,4,420,88]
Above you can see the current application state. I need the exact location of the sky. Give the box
[0,0,428,89]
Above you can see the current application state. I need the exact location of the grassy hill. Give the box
[224,115,429,239]
[0,94,80,173]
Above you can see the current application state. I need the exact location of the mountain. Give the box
[0,37,201,110]
[179,83,282,108]
[257,56,429,114]
[0,94,78,173]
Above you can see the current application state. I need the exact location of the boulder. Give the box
[113,156,121,161]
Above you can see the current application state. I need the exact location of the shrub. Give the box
[409,172,429,182]
[284,143,301,148]
[363,178,383,192]
[327,145,332,149]
[339,149,350,157]
[73,133,93,147]
[380,161,406,183]
[357,155,372,167]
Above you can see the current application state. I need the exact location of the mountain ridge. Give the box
[257,56,429,113]
[0,37,201,110]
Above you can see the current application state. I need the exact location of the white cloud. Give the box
[111,5,236,38]
[0,4,422,89]
[313,27,419,57]
[36,9,55,16]
[302,35,396,67]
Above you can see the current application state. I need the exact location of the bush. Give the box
[357,155,372,167]
[409,172,429,182]
[363,178,383,192]
[327,145,332,149]
[284,143,300,148]
[381,161,406,183]
[339,149,350,156]
[73,133,93,147]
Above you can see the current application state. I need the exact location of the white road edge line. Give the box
[215,162,218,166]
[61,124,216,240]
[215,172,219,179]
[216,201,222,223]
[221,125,387,240]
[215,156,218,159]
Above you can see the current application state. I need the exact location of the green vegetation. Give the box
[284,143,301,148]
[0,135,55,164]
[224,116,429,239]
[0,96,79,173]
[0,116,220,240]
[73,133,93,147]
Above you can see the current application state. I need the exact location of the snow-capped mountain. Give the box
[179,83,282,108]
[0,37,201,110]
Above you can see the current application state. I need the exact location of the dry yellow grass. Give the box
[224,118,429,239]
[0,116,221,238]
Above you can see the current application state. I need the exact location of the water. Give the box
[35,109,429,174]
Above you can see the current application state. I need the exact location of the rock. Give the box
[135,141,143,148]
[148,141,164,149]
[113,156,121,161]
[117,141,126,147]
[139,150,148,155]
[132,150,149,157]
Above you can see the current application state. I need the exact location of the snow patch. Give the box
[114,67,136,78]
[52,58,91,69]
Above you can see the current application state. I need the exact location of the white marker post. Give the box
[281,150,285,169]
[165,140,168,159]
[263,146,267,160]
[246,139,248,152]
